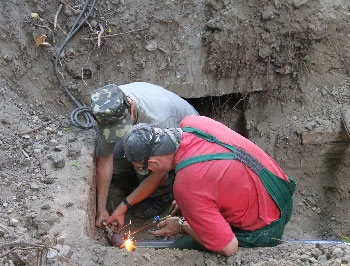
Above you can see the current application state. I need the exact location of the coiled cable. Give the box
[54,0,97,129]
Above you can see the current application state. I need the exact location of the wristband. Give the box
[178,217,186,235]
[122,198,132,209]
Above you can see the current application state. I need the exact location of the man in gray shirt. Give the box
[91,82,198,228]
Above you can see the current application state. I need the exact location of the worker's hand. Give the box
[148,216,180,237]
[96,209,110,228]
[169,200,181,216]
[106,204,127,228]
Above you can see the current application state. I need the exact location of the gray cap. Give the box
[91,84,132,143]
[123,123,182,163]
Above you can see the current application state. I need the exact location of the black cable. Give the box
[54,0,97,129]
[70,106,95,129]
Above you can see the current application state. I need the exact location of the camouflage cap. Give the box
[91,84,132,143]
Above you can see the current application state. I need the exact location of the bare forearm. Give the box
[96,155,113,211]
[180,221,203,245]
[123,171,168,206]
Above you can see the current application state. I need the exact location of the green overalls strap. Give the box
[172,126,296,249]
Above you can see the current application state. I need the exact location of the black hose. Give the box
[54,0,97,129]
[70,106,95,129]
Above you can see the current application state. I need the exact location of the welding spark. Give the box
[120,237,136,252]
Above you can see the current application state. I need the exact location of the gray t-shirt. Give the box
[97,82,198,157]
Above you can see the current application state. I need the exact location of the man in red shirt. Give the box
[123,115,296,256]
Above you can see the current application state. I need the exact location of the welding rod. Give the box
[128,215,172,237]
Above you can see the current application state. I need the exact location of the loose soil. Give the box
[0,0,349,265]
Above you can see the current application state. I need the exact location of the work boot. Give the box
[130,192,174,219]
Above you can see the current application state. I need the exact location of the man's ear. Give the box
[148,157,162,170]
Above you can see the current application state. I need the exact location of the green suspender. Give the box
[175,127,236,173]
[175,126,265,175]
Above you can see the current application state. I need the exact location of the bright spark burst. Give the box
[121,238,136,252]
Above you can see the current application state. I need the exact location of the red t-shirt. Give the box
[173,116,290,251]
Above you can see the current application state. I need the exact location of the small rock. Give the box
[56,236,66,245]
[204,259,217,266]
[37,222,50,235]
[22,158,31,167]
[305,120,317,131]
[262,6,275,20]
[34,148,42,155]
[67,147,81,158]
[45,127,55,134]
[41,178,55,184]
[293,0,309,8]
[52,155,65,168]
[54,144,64,151]
[144,40,157,52]
[332,247,344,258]
[42,235,55,246]
[143,253,151,261]
[8,218,19,227]
[65,202,73,208]
[30,183,40,191]
[41,204,51,210]
[50,139,58,147]
[0,227,7,237]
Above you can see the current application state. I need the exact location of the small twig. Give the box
[54,4,63,31]
[48,21,68,35]
[22,149,30,158]
[97,23,104,47]
[303,62,344,103]
[0,241,45,250]
[81,26,149,41]
[18,121,52,136]
[0,224,10,234]
[33,23,53,32]
[59,0,78,13]
[232,92,249,112]
[0,247,16,258]
[0,241,67,266]
[81,66,87,86]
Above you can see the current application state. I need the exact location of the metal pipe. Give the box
[135,240,174,249]
[133,239,344,249]
[283,240,343,245]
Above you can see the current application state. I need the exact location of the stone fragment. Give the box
[50,139,58,146]
[67,147,81,158]
[143,253,151,261]
[47,244,72,259]
[37,222,50,235]
[293,0,308,8]
[30,183,40,191]
[144,40,157,52]
[52,154,65,168]
[34,148,42,155]
[41,204,51,210]
[54,144,64,151]
[8,218,19,227]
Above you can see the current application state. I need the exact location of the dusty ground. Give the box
[1,0,350,265]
